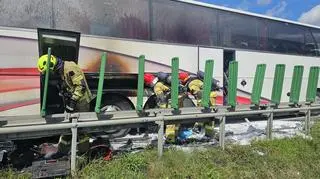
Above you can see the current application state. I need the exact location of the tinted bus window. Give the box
[218,11,259,50]
[151,0,218,46]
[53,0,150,40]
[0,0,52,29]
[266,21,311,56]
[311,29,320,56]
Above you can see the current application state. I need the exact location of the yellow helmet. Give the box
[37,54,57,73]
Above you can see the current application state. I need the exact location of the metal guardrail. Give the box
[1,104,320,173]
[2,50,320,175]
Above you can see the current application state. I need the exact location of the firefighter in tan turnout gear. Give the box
[144,73,179,143]
[37,54,93,113]
[178,71,220,107]
[178,71,221,138]
[144,73,170,109]
[37,54,92,157]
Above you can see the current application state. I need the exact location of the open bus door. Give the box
[223,50,235,105]
[37,28,81,115]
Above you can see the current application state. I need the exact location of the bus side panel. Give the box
[0,35,40,116]
[236,51,320,103]
[80,36,199,73]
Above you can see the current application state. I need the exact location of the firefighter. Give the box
[144,73,179,143]
[179,71,220,107]
[179,71,221,138]
[156,71,187,96]
[144,73,170,109]
[37,54,92,157]
[37,54,93,113]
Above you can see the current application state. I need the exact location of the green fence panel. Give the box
[95,52,107,113]
[227,61,238,108]
[41,48,51,117]
[202,60,214,108]
[289,65,304,104]
[251,64,266,105]
[306,66,320,103]
[171,57,179,110]
[271,64,285,105]
[136,55,145,111]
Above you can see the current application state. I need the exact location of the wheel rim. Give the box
[101,105,130,135]
[101,105,122,112]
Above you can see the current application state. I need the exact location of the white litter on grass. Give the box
[109,119,310,153]
[216,119,306,145]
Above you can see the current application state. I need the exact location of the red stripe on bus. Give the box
[0,99,40,112]
[0,76,39,80]
[0,86,39,93]
[0,68,39,75]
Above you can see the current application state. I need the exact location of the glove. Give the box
[63,92,73,99]
[59,91,72,99]
[65,99,76,113]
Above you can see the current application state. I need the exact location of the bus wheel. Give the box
[140,95,158,133]
[99,95,133,138]
[181,97,197,128]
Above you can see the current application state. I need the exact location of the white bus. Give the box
[0,0,320,115]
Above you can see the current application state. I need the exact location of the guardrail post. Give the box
[227,61,238,109]
[136,55,145,112]
[219,115,226,150]
[171,57,179,110]
[71,118,78,176]
[251,64,266,107]
[202,60,214,109]
[156,119,164,157]
[266,112,273,139]
[40,47,51,117]
[305,106,311,135]
[95,52,107,113]
[289,65,304,106]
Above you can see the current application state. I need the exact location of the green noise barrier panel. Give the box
[95,52,107,113]
[171,57,179,110]
[202,60,214,108]
[271,64,285,105]
[41,47,51,117]
[251,64,266,106]
[136,55,145,111]
[227,61,238,108]
[289,65,304,104]
[306,66,320,103]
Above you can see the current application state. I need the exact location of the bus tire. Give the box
[99,94,134,138]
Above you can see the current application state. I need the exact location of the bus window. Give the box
[266,21,313,56]
[218,10,259,50]
[311,29,320,56]
[53,0,150,39]
[151,0,218,46]
[0,0,52,29]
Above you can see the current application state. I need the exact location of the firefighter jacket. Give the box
[61,61,93,104]
[154,81,170,108]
